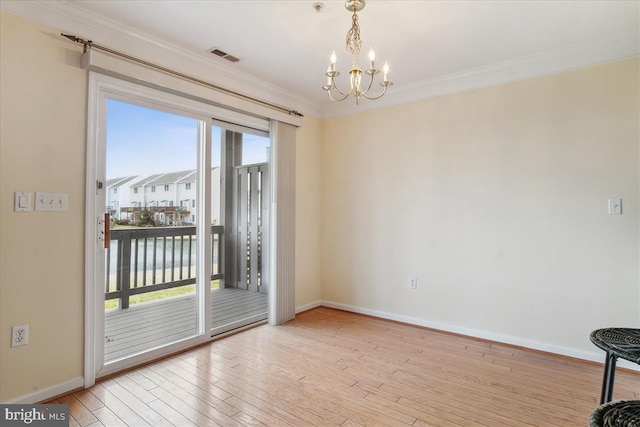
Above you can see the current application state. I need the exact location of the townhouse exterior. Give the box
[107,168,221,226]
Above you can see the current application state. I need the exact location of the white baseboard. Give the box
[3,377,84,404]
[320,300,640,371]
[5,301,637,404]
[295,300,322,314]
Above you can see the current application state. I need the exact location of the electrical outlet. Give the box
[11,325,29,347]
[409,277,417,289]
[608,198,622,215]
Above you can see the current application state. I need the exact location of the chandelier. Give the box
[322,0,392,104]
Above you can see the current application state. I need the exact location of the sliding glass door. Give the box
[102,112,273,359]
[87,73,277,381]
[103,99,206,364]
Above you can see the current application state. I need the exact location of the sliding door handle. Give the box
[104,213,110,249]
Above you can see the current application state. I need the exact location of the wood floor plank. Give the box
[72,389,105,412]
[214,379,332,426]
[68,414,82,427]
[230,410,269,427]
[100,378,172,427]
[146,398,196,427]
[394,358,591,421]
[112,374,157,404]
[363,390,471,427]
[141,363,243,425]
[57,307,639,426]
[86,383,152,426]
[150,360,235,403]
[91,407,126,427]
[224,396,295,427]
[58,394,98,427]
[148,385,233,427]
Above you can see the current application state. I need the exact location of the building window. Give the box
[114,188,118,194]
[151,186,156,193]
[185,182,191,190]
[192,200,196,207]
[134,187,138,194]
[164,184,169,191]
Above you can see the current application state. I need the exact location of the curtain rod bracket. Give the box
[62,34,93,53]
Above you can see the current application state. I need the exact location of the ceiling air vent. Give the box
[209,48,240,63]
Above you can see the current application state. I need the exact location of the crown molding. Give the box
[3,1,638,120]
[321,30,640,118]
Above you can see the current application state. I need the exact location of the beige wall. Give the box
[1,11,87,401]
[295,116,323,308]
[321,58,639,355]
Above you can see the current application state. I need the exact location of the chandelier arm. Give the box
[360,72,376,95]
[326,88,351,102]
[328,77,355,97]
[360,84,390,101]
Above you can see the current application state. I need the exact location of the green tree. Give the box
[137,209,156,227]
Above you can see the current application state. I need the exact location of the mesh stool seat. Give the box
[590,328,640,404]
[590,400,640,427]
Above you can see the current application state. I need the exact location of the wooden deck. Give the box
[105,288,268,362]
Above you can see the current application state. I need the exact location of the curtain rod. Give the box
[61,33,303,118]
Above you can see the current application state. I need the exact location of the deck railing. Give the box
[106,225,223,309]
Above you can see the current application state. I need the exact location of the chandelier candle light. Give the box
[323,0,392,104]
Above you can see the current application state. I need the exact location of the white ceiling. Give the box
[3,1,639,116]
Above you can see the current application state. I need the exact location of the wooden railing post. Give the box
[119,231,132,309]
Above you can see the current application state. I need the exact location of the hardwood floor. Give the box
[55,307,639,426]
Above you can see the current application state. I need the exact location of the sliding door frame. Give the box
[85,73,248,384]
[84,69,294,387]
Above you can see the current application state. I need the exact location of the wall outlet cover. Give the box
[11,324,29,347]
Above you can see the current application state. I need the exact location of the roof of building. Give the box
[107,176,139,187]
[131,173,165,187]
[113,167,220,187]
[143,170,194,186]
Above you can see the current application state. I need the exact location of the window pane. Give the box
[104,99,201,363]
[241,133,270,165]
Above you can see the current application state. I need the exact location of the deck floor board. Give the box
[105,288,268,362]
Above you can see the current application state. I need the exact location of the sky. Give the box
[106,99,269,179]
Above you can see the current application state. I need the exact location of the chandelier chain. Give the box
[346,12,361,55]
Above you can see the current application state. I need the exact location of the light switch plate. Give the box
[14,192,31,212]
[35,192,68,212]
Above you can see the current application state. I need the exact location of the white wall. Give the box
[321,58,640,359]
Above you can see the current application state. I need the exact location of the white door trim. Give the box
[83,73,230,383]
[84,71,292,385]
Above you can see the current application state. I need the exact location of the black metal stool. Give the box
[590,400,640,427]
[589,328,640,404]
